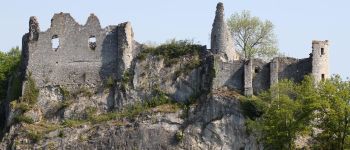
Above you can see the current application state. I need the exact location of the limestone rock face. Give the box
[0,4,262,149]
[0,92,260,150]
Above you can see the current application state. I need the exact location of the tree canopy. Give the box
[243,75,350,149]
[227,10,278,61]
[0,47,21,102]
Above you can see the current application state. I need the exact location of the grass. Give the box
[23,121,61,143]
[152,104,181,113]
[61,119,87,128]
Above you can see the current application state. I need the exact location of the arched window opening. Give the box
[52,35,59,51]
[89,36,97,50]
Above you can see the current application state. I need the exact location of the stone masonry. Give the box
[210,3,329,96]
[20,2,329,99]
[22,13,136,90]
[211,2,240,62]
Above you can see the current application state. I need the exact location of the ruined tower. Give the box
[211,2,239,62]
[311,40,329,82]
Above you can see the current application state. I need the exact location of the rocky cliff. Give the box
[0,2,265,149]
[0,37,260,149]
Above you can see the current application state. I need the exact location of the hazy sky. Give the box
[1,0,349,77]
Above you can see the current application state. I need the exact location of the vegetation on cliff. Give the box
[137,39,202,66]
[243,75,350,149]
[0,47,21,103]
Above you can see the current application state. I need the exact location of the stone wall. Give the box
[213,56,312,96]
[275,57,312,83]
[22,13,136,90]
[212,57,244,91]
[252,59,270,95]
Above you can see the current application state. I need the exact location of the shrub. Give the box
[58,130,64,138]
[122,70,132,84]
[59,86,71,100]
[240,97,264,120]
[14,115,34,124]
[175,130,184,142]
[58,100,72,110]
[146,88,171,107]
[27,131,43,143]
[22,73,39,104]
[106,76,115,88]
[136,39,202,66]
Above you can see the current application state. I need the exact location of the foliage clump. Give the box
[22,73,39,105]
[0,47,21,102]
[175,130,184,142]
[227,11,278,61]
[14,114,34,124]
[137,39,202,66]
[245,75,350,149]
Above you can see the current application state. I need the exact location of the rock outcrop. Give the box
[0,2,330,150]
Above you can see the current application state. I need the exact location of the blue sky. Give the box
[1,0,349,77]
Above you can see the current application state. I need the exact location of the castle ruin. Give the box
[21,2,329,100]
[210,2,329,96]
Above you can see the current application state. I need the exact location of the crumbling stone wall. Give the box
[272,57,312,83]
[252,59,270,95]
[212,56,244,91]
[22,13,136,89]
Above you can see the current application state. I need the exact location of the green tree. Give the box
[0,47,21,102]
[246,75,350,149]
[227,10,278,61]
[313,75,350,149]
[247,76,319,149]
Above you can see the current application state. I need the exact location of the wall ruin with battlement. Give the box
[22,13,139,89]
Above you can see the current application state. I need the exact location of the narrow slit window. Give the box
[321,48,325,55]
[52,35,59,51]
[89,36,97,50]
[321,74,325,80]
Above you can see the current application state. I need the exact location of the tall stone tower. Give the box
[311,40,329,82]
[211,2,239,62]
